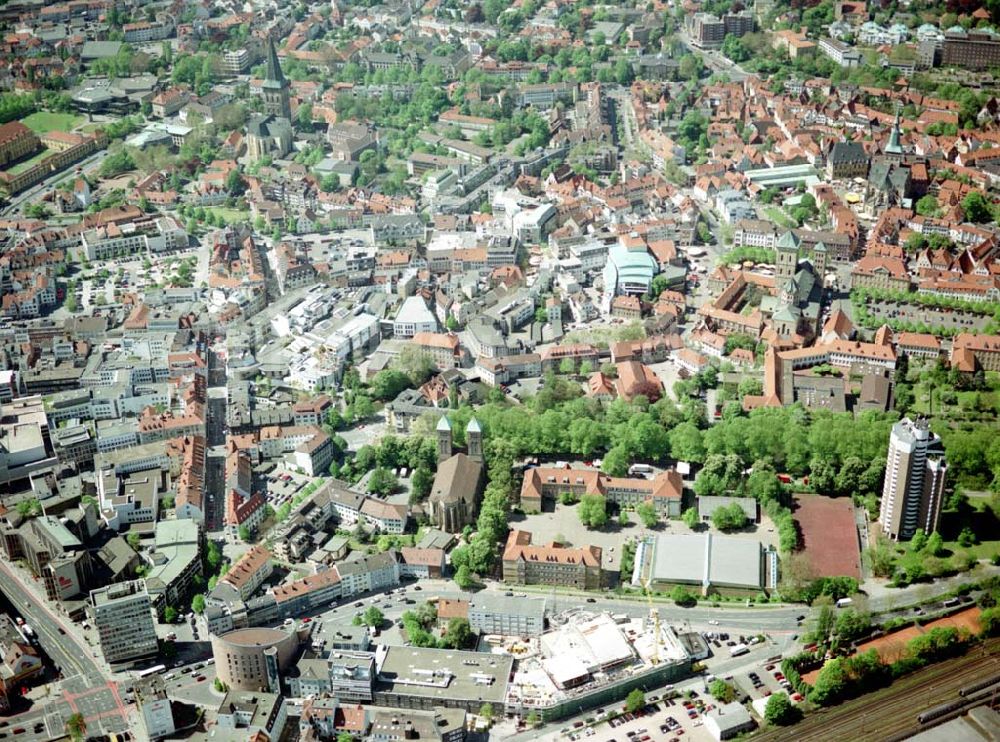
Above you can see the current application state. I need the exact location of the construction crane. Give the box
[644,578,661,665]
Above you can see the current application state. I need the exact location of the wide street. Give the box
[1,149,108,217]
[306,576,805,644]
[0,562,132,740]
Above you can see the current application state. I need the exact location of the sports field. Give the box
[793,494,862,580]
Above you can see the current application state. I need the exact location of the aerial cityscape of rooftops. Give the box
[3,0,1000,740]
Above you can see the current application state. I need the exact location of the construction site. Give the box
[503,609,695,722]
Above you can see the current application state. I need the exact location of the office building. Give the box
[689,14,726,49]
[469,594,546,637]
[941,29,1000,70]
[90,580,158,664]
[880,417,947,541]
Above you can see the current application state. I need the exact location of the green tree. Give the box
[192,594,206,614]
[362,606,384,628]
[980,606,1000,637]
[479,703,494,722]
[454,564,474,589]
[443,617,473,649]
[163,605,178,623]
[213,677,228,692]
[711,502,748,532]
[369,369,412,401]
[238,525,252,543]
[961,191,993,223]
[809,658,848,705]
[709,679,736,703]
[126,531,141,549]
[682,507,700,528]
[915,194,939,217]
[578,494,608,528]
[636,501,658,528]
[601,445,629,476]
[65,712,86,742]
[16,499,41,518]
[669,422,706,463]
[834,608,871,641]
[764,692,801,725]
[225,167,245,196]
[926,531,944,557]
[367,466,398,496]
[410,466,433,503]
[624,688,646,713]
[205,540,223,571]
[671,586,697,607]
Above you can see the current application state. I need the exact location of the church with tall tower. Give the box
[246,36,293,162]
[427,416,485,533]
[261,36,292,121]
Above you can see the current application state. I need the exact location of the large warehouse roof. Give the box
[648,533,764,590]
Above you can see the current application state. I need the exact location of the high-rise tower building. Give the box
[879,417,947,541]
[90,580,158,663]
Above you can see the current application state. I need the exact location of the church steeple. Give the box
[261,36,291,120]
[264,36,284,86]
[884,109,903,161]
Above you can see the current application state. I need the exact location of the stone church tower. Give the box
[261,36,292,121]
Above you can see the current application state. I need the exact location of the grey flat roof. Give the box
[707,701,753,732]
[469,593,545,619]
[376,646,512,705]
[697,496,757,520]
[650,533,763,590]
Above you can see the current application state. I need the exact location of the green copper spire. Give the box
[263,36,285,89]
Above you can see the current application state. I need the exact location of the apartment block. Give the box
[879,418,947,541]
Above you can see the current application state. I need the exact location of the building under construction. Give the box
[504,610,692,722]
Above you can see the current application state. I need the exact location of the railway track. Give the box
[754,639,1000,741]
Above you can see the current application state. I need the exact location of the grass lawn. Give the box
[21,111,83,134]
[205,206,250,225]
[941,539,1000,560]
[763,206,796,229]
[910,381,1000,418]
[6,148,52,174]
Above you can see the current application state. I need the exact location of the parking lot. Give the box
[730,661,801,704]
[864,298,990,332]
[554,695,716,742]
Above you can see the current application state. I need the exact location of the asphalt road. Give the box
[0,562,131,740]
[308,578,805,640]
[2,150,108,217]
[205,348,228,533]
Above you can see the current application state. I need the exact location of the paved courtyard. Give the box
[510,498,781,577]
